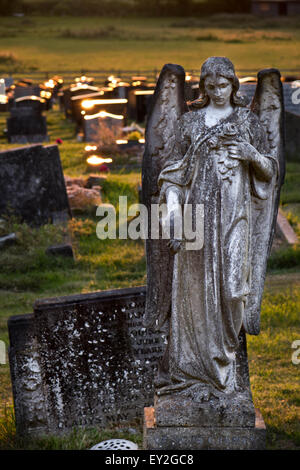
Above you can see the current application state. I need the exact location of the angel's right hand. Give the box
[167,239,182,254]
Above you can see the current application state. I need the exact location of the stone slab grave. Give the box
[8,286,166,436]
[7,85,49,143]
[128,87,154,123]
[272,207,299,252]
[0,144,70,226]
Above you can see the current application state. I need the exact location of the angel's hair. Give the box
[190,56,248,109]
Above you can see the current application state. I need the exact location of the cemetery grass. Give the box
[0,108,299,449]
[1,15,300,74]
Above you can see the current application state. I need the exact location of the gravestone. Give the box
[13,85,41,100]
[0,144,70,226]
[8,286,165,436]
[71,91,105,130]
[285,111,300,160]
[0,78,8,111]
[62,84,100,120]
[128,87,154,123]
[4,77,14,89]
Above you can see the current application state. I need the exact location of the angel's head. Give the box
[192,57,247,109]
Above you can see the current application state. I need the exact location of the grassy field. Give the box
[0,15,300,74]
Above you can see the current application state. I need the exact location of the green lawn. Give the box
[0,15,300,74]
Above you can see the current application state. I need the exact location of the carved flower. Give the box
[207,136,219,149]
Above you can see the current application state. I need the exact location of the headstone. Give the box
[142,60,285,449]
[128,87,154,123]
[71,90,104,129]
[0,144,70,226]
[8,286,165,436]
[62,84,100,120]
[285,111,300,160]
[0,78,6,95]
[7,90,49,143]
[0,78,8,111]
[14,84,40,96]
[4,77,14,89]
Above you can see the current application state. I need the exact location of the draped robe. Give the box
[156,106,275,396]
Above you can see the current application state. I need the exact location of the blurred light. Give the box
[84,110,124,120]
[81,100,95,110]
[70,84,99,92]
[134,90,154,96]
[0,95,7,104]
[85,145,97,151]
[101,87,114,92]
[87,155,113,166]
[44,79,55,89]
[40,90,52,99]
[239,76,257,84]
[15,95,45,103]
[116,139,128,144]
[81,98,127,110]
[138,138,145,144]
[71,91,104,103]
[132,81,142,87]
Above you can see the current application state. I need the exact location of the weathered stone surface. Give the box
[143,407,266,450]
[154,331,255,428]
[0,144,71,226]
[8,286,166,436]
[8,314,49,436]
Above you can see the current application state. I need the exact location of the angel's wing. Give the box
[244,68,285,335]
[141,64,187,331]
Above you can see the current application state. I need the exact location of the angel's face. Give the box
[204,75,233,107]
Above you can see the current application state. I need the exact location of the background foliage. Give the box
[0,0,252,17]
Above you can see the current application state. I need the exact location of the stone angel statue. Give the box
[141,57,285,413]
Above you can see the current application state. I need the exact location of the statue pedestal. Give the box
[143,407,266,450]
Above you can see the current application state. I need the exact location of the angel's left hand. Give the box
[223,141,258,162]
